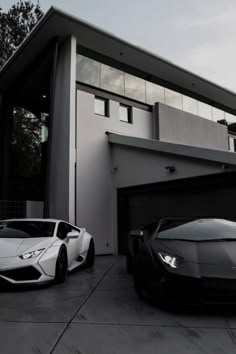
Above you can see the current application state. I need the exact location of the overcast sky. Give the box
[2,0,236,92]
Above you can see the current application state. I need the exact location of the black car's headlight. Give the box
[158,252,183,269]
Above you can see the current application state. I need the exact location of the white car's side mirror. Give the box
[67,231,80,239]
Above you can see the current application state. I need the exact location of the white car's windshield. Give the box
[0,221,55,238]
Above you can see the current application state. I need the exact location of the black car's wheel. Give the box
[126,252,133,273]
[85,239,95,267]
[55,247,68,283]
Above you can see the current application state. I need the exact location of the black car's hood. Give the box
[153,239,236,265]
[149,240,236,278]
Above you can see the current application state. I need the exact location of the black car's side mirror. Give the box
[129,230,144,238]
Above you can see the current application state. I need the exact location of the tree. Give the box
[0,1,43,68]
[0,2,45,200]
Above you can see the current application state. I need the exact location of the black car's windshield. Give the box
[156,218,236,241]
[0,221,56,238]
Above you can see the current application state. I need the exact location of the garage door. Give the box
[117,171,236,254]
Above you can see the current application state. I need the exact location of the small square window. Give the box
[95,97,109,117]
[119,104,132,123]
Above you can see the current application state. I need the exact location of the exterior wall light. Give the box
[165,166,175,173]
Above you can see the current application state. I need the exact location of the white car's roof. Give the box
[1,218,63,223]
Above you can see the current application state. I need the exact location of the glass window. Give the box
[101,64,124,96]
[125,73,146,102]
[0,221,55,238]
[182,95,198,115]
[198,102,212,120]
[146,81,164,104]
[95,97,109,117]
[164,89,183,110]
[212,107,225,122]
[76,55,101,87]
[225,112,236,124]
[57,222,69,240]
[119,104,132,123]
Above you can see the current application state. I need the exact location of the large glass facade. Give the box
[101,64,124,96]
[76,55,101,87]
[124,74,146,102]
[164,89,183,110]
[146,81,164,105]
[76,54,236,124]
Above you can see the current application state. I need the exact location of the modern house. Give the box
[1,7,236,254]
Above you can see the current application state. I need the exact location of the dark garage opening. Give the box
[117,171,236,255]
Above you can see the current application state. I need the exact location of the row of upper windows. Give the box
[95,97,132,123]
[76,54,236,124]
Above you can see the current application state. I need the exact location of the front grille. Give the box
[0,266,41,281]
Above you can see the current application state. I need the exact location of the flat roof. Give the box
[107,132,236,166]
[1,7,236,114]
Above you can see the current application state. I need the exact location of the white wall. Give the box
[49,36,76,223]
[76,90,152,254]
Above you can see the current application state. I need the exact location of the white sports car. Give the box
[0,218,95,285]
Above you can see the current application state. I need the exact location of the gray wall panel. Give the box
[155,103,228,151]
[112,145,226,189]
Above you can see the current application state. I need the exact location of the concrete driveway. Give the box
[0,256,236,353]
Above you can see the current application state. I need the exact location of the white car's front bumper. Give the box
[0,253,57,285]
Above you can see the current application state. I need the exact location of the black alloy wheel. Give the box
[85,239,95,267]
[55,247,68,283]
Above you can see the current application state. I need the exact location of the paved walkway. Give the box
[0,256,236,353]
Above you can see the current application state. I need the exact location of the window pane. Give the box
[101,64,124,95]
[76,55,101,87]
[119,105,131,123]
[225,112,236,124]
[125,74,146,102]
[198,102,212,120]
[95,98,105,116]
[182,95,198,115]
[165,89,183,110]
[212,107,225,122]
[146,81,164,104]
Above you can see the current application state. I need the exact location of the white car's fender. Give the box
[38,240,63,277]
[80,229,93,255]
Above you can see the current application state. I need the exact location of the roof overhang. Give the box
[1,7,236,114]
[107,132,236,166]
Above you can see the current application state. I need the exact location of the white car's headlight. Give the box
[158,252,183,268]
[19,249,45,260]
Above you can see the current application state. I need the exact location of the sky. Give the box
[1,0,236,92]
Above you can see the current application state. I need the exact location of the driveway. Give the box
[0,256,236,353]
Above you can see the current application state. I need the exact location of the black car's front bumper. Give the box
[143,274,236,304]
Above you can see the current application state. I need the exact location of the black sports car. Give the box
[127,218,236,304]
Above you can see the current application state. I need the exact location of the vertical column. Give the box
[0,96,13,199]
[47,36,76,222]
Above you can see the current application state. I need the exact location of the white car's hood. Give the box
[0,238,53,258]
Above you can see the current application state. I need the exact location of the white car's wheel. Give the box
[55,246,68,283]
[85,239,95,267]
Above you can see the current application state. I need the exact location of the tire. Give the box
[126,252,133,274]
[85,239,95,267]
[55,247,68,284]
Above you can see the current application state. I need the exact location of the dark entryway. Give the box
[117,171,236,254]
